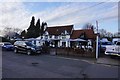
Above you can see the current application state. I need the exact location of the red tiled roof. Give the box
[70,29,96,39]
[46,25,73,36]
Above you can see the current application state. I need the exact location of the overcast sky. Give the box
[0,0,119,35]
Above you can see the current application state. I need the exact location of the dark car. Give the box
[14,41,42,55]
[0,42,14,51]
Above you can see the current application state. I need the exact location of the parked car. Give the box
[105,41,120,57]
[0,42,14,51]
[14,41,42,55]
[112,38,120,44]
[100,41,113,53]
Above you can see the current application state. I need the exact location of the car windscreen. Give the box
[116,42,120,45]
[25,42,35,47]
[101,42,113,45]
[4,43,12,45]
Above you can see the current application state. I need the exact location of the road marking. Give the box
[49,55,120,67]
[96,63,119,67]
[48,55,95,64]
[103,64,112,67]
[52,56,81,61]
[81,60,95,64]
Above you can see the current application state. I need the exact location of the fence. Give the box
[49,47,96,58]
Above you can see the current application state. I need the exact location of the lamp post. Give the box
[96,20,99,59]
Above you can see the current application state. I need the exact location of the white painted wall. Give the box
[39,32,71,47]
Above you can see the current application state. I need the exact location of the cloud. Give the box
[32,3,98,26]
[32,2,118,28]
[0,2,31,31]
[0,2,118,36]
[32,3,90,22]
[1,0,119,2]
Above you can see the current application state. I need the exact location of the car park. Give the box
[14,41,42,55]
[0,42,14,51]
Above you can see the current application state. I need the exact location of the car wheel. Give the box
[27,50,31,55]
[14,48,18,53]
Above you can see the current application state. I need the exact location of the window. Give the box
[25,42,34,47]
[62,42,66,47]
[116,42,120,45]
[4,43,12,45]
[61,32,64,36]
[65,30,68,34]
[62,36,66,39]
[45,31,48,35]
[101,42,113,45]
[79,33,86,39]
[45,35,48,39]
[55,36,58,39]
[49,35,52,38]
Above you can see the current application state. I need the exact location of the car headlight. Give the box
[3,46,7,48]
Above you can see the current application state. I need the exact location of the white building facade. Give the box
[41,25,74,47]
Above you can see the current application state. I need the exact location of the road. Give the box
[2,50,120,79]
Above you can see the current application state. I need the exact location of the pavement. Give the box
[55,54,120,66]
[96,57,120,66]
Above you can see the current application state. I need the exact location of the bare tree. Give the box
[13,28,22,33]
[83,23,94,30]
[98,29,114,38]
[106,32,113,37]
[98,29,107,38]
[113,32,120,37]
[3,27,21,39]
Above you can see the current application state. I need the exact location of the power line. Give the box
[78,2,105,11]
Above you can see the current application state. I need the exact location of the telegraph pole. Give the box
[96,20,99,59]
